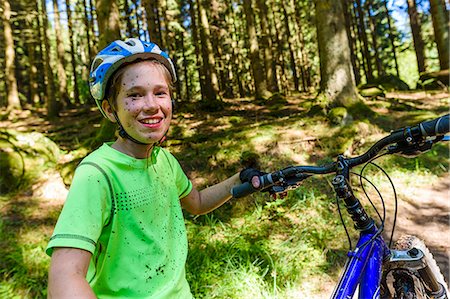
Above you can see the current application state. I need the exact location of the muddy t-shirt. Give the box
[46,143,193,299]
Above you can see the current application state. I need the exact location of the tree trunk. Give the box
[90,0,122,147]
[40,0,58,117]
[95,0,121,48]
[355,0,374,82]
[342,0,361,85]
[198,0,220,104]
[88,0,98,54]
[65,0,80,104]
[187,0,206,100]
[243,0,271,99]
[229,4,246,97]
[293,0,312,89]
[429,0,449,70]
[256,0,278,92]
[383,0,400,77]
[143,0,162,45]
[52,0,70,107]
[367,0,384,76]
[314,0,359,107]
[83,0,93,60]
[406,0,426,74]
[27,40,40,105]
[2,0,21,111]
[282,1,299,92]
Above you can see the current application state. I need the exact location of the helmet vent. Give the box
[111,46,121,52]
[125,40,136,46]
[91,58,103,72]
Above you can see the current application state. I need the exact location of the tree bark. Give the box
[367,0,384,76]
[429,0,449,70]
[282,1,299,92]
[383,0,400,77]
[187,0,206,100]
[83,0,93,60]
[243,0,271,99]
[198,0,220,104]
[256,0,278,92]
[143,0,162,45]
[2,0,21,111]
[406,0,426,74]
[342,0,361,85]
[65,0,80,104]
[95,0,121,48]
[52,0,70,106]
[355,0,374,82]
[314,0,359,107]
[40,0,58,117]
[293,0,312,89]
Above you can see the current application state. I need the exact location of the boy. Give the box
[46,38,260,298]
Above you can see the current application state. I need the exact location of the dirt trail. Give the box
[387,173,450,285]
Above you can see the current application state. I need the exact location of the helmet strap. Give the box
[107,100,170,147]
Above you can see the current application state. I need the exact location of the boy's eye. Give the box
[128,93,142,98]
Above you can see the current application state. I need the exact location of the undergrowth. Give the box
[0,94,448,298]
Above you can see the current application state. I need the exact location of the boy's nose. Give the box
[142,95,159,111]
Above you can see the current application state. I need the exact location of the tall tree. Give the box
[367,0,384,76]
[90,0,122,146]
[383,0,400,77]
[256,0,278,92]
[96,0,121,48]
[187,0,206,100]
[282,0,300,92]
[355,0,374,82]
[242,0,271,99]
[40,0,58,117]
[2,0,21,111]
[314,0,359,107]
[52,0,70,106]
[143,0,163,46]
[406,0,426,73]
[342,0,361,85]
[197,0,220,104]
[65,0,80,104]
[429,0,449,70]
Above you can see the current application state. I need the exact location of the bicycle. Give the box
[231,114,449,299]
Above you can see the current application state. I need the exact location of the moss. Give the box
[328,107,350,125]
[0,130,61,194]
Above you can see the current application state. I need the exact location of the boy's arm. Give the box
[48,247,96,299]
[180,173,260,215]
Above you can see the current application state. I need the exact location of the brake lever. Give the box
[263,174,311,197]
[387,136,444,157]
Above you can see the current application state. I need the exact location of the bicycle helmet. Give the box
[89,38,177,119]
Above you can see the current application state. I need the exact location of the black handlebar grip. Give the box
[231,182,258,198]
[418,114,449,137]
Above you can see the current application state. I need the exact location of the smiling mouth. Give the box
[140,118,162,125]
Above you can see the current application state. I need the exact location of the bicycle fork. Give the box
[382,249,447,299]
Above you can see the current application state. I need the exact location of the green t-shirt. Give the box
[46,143,193,299]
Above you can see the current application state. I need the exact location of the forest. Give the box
[0,0,449,297]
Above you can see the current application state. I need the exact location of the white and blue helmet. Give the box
[89,38,177,118]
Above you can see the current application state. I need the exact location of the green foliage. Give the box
[0,93,448,297]
[0,130,60,194]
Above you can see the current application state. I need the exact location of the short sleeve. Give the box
[46,163,112,256]
[160,149,193,199]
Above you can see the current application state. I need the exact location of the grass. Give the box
[0,93,448,298]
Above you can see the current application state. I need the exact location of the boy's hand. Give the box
[239,167,266,189]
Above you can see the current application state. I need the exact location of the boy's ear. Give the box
[102,100,117,123]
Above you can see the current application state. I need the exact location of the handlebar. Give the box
[231,114,449,198]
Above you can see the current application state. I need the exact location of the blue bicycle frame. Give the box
[331,225,391,299]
